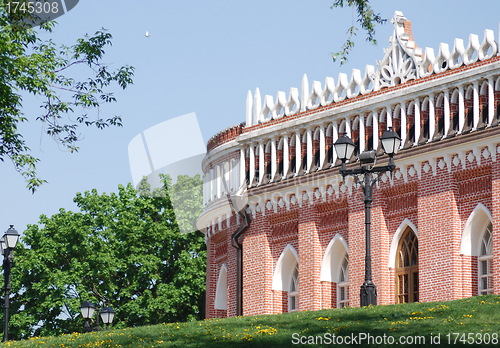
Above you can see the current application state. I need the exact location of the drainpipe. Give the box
[222,177,250,316]
[231,209,250,316]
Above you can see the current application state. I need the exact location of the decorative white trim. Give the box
[388,218,418,269]
[214,264,228,310]
[272,244,299,291]
[242,11,499,128]
[320,234,349,282]
[460,203,493,256]
[201,12,500,234]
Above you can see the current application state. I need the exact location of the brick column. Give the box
[417,167,460,302]
[370,189,390,305]
[297,200,321,311]
[205,234,218,318]
[242,217,273,315]
[347,190,364,307]
[492,158,500,295]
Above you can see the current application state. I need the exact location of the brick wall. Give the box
[206,148,500,317]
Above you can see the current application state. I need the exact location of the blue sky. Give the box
[1,0,499,232]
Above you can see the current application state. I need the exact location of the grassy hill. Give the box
[1,295,499,347]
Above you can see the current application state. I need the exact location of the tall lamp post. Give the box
[333,128,401,307]
[1,226,20,342]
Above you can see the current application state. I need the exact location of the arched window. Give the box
[337,254,349,308]
[447,89,460,137]
[479,223,493,295]
[214,264,228,310]
[262,141,272,185]
[365,114,374,151]
[418,98,430,144]
[404,102,416,148]
[463,85,474,133]
[289,263,299,312]
[320,233,349,309]
[395,228,418,303]
[289,135,297,178]
[311,128,322,172]
[299,132,308,175]
[272,244,299,313]
[432,94,445,141]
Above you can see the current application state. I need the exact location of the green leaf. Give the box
[0,8,134,190]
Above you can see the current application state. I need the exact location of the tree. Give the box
[0,1,134,191]
[330,0,386,65]
[6,175,206,339]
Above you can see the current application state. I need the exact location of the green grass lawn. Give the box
[2,295,499,347]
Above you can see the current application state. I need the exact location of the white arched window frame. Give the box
[460,203,492,256]
[214,264,228,310]
[337,254,349,308]
[272,244,299,312]
[389,218,419,268]
[289,263,299,312]
[320,234,349,308]
[478,222,493,295]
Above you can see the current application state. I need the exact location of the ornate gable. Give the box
[376,11,422,88]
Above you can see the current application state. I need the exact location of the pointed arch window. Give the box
[337,254,349,308]
[289,263,299,312]
[395,228,419,303]
[479,222,493,295]
[214,264,228,310]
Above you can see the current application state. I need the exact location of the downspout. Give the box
[231,209,250,316]
[222,177,250,317]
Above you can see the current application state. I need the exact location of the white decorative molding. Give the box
[201,11,500,233]
[389,218,418,268]
[272,244,299,291]
[320,234,348,282]
[242,11,499,128]
[202,138,500,226]
[460,203,492,256]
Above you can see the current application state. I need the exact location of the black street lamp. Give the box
[1,225,20,342]
[334,128,401,307]
[80,301,96,332]
[99,306,115,330]
[80,301,115,332]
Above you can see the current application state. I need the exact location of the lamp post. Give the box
[80,301,96,332]
[334,128,401,307]
[1,225,20,342]
[80,301,115,332]
[99,306,115,330]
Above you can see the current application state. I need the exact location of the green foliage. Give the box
[330,0,386,65]
[0,1,134,191]
[1,295,499,347]
[5,175,206,339]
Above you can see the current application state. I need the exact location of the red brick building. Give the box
[198,11,500,318]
